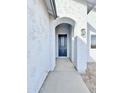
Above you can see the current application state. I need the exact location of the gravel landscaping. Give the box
[82,62,96,93]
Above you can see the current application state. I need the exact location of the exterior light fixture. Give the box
[81,29,86,37]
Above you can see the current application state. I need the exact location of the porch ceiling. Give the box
[87,0,96,13]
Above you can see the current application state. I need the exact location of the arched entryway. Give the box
[54,17,75,61]
[55,23,72,58]
[50,17,75,70]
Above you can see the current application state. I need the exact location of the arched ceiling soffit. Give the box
[54,17,76,27]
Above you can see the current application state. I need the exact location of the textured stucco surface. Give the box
[87,8,96,62]
[27,0,52,93]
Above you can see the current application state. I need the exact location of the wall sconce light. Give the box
[81,29,86,37]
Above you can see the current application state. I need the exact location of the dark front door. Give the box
[58,34,67,57]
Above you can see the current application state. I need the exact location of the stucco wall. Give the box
[87,9,96,62]
[55,0,87,73]
[49,15,56,71]
[27,0,52,93]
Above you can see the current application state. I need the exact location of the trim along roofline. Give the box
[45,0,57,18]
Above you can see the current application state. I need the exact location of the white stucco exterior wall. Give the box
[55,0,87,73]
[87,9,96,62]
[49,15,56,71]
[27,0,53,93]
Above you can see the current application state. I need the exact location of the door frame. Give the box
[58,34,68,58]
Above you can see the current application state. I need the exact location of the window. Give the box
[91,35,96,49]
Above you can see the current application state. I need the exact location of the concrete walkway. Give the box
[39,58,90,93]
